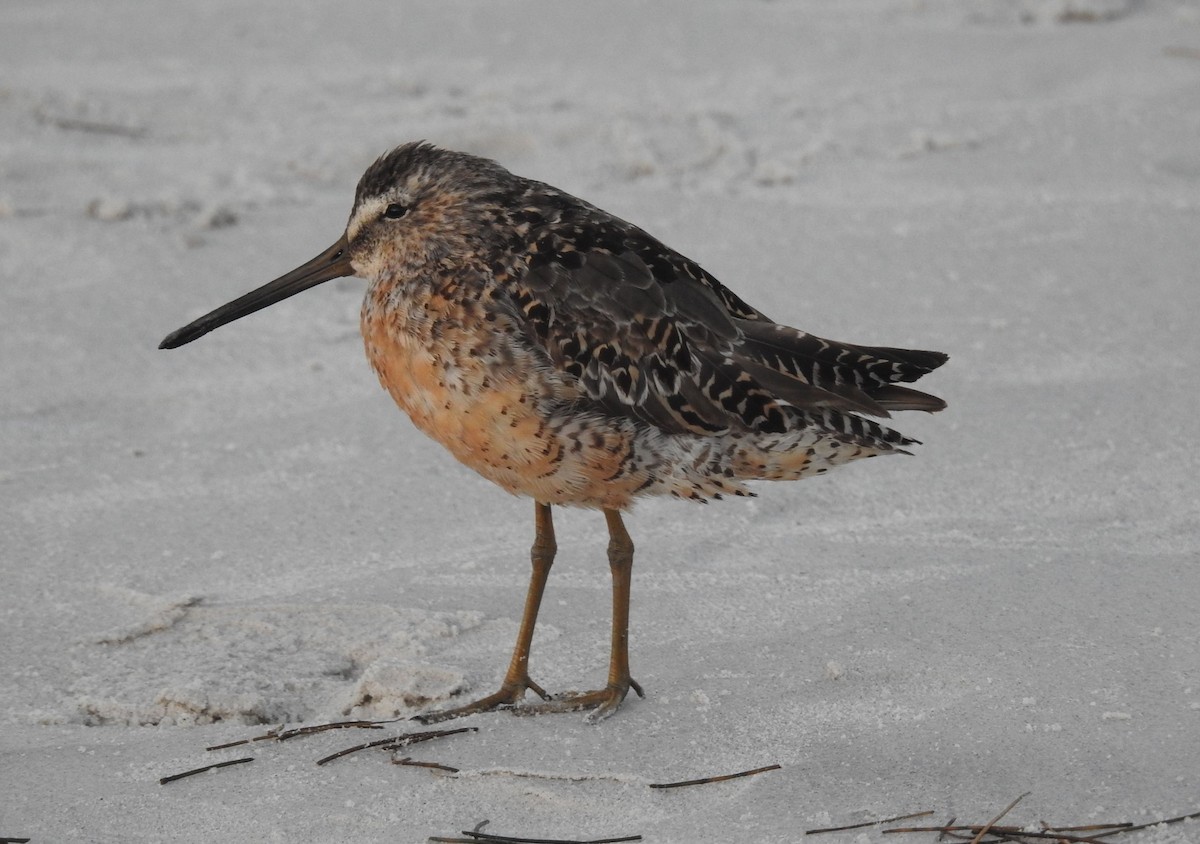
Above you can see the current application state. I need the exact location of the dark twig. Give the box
[971,793,1029,844]
[316,734,402,765]
[430,819,492,843]
[986,834,1029,844]
[459,829,641,844]
[885,825,1110,843]
[806,809,934,834]
[316,726,476,766]
[1002,833,1102,844]
[206,718,394,750]
[1102,808,1200,836]
[433,821,640,844]
[394,756,461,774]
[160,756,254,785]
[276,720,391,741]
[648,763,780,789]
[374,726,478,754]
[884,819,1149,844]
[206,724,284,751]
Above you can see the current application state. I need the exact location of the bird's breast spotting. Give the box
[360,280,658,509]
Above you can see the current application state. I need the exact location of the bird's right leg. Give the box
[414,501,556,723]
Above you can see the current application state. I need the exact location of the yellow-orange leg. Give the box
[415,502,557,724]
[516,508,644,722]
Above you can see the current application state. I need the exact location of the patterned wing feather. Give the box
[733,320,948,414]
[500,188,946,442]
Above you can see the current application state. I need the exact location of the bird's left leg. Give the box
[516,508,644,721]
[414,502,557,723]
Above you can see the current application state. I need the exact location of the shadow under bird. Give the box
[161,142,947,722]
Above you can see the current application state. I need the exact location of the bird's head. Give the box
[159,142,513,350]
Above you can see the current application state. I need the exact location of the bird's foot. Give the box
[412,676,551,724]
[513,678,645,723]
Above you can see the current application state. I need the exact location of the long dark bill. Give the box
[159,235,354,349]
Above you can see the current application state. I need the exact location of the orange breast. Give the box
[361,282,641,508]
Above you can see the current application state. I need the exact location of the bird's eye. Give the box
[383,203,409,219]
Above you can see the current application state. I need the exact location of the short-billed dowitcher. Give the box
[161,142,947,722]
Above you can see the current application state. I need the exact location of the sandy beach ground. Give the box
[3,1,1200,841]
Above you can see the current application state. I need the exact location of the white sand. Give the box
[3,1,1200,841]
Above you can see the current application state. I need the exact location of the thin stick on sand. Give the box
[648,763,780,789]
[393,756,461,774]
[159,757,254,785]
[429,820,642,844]
[461,830,642,844]
[805,810,935,834]
[970,793,1030,844]
[316,726,477,766]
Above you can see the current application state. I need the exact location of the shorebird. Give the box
[161,142,947,722]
